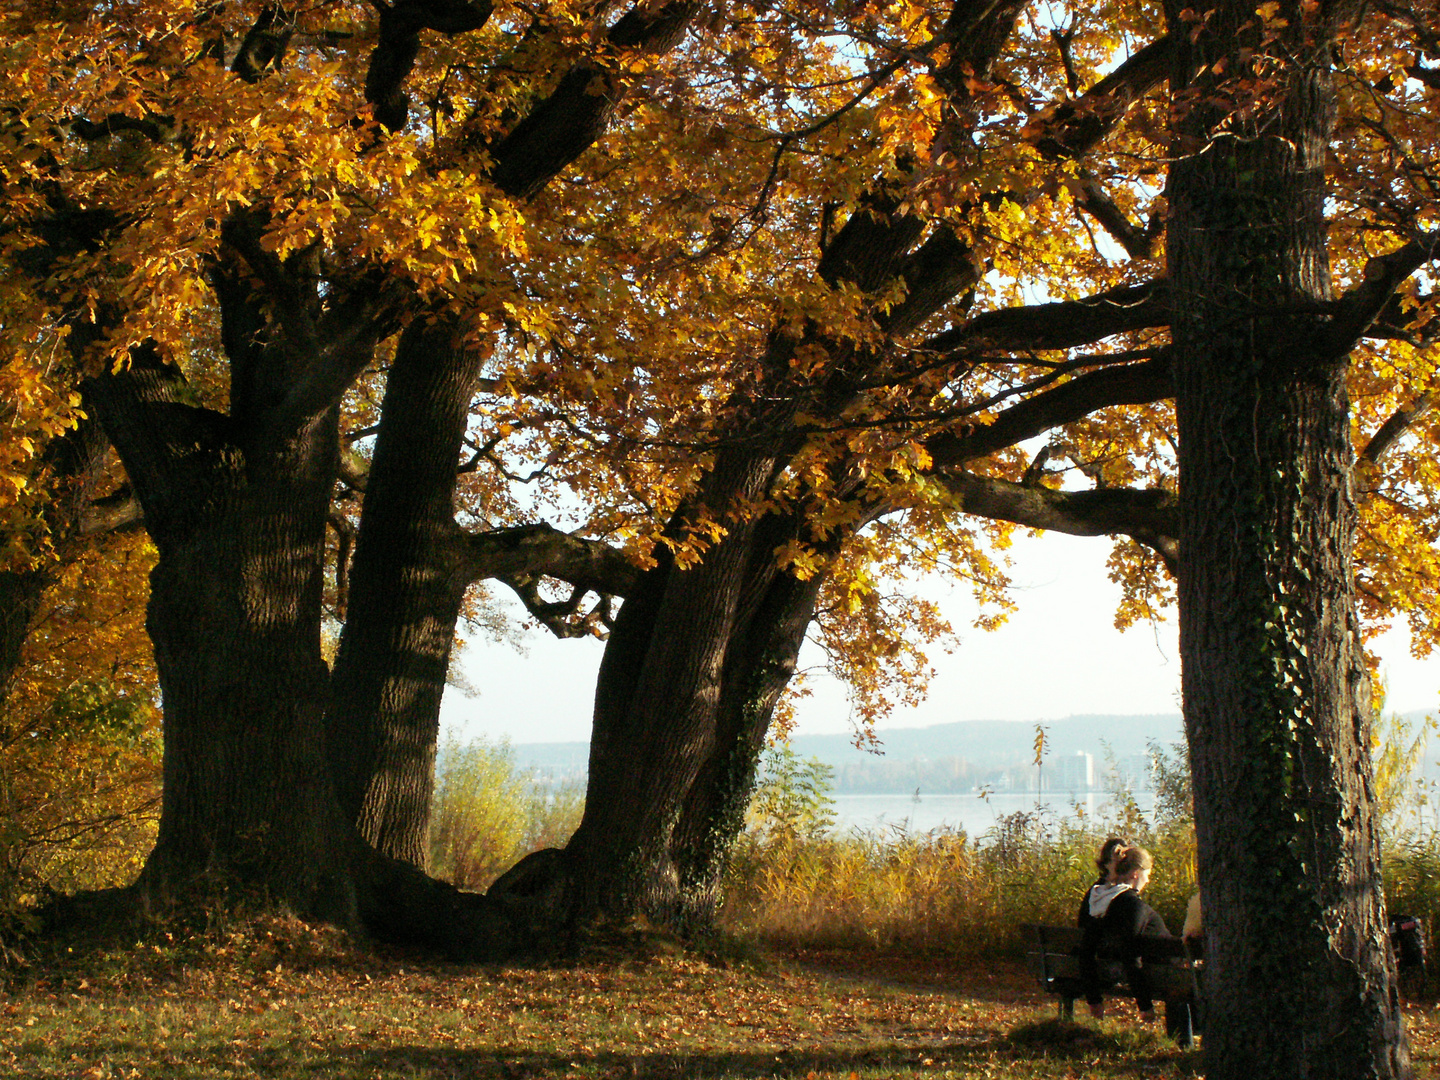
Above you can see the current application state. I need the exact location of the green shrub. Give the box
[747,744,836,843]
[428,735,584,891]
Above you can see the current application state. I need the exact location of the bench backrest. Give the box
[1021,922,1200,1001]
[1021,922,1195,961]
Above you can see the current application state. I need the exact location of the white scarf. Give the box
[1088,882,1133,918]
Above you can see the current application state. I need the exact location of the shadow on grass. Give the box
[773,948,1040,1005]
[1007,1017,1202,1074]
[11,1027,1202,1080]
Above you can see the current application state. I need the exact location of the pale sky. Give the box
[439,531,1439,745]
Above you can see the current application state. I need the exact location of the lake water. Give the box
[830,790,1156,838]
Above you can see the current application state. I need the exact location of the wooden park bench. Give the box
[1023,923,1202,1029]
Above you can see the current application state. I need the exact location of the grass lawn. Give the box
[4,918,1439,1079]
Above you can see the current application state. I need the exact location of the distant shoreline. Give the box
[479,709,1435,794]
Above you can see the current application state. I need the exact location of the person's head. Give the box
[1096,837,1130,882]
[1114,845,1154,891]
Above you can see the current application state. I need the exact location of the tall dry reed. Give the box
[720,741,1200,957]
[721,811,1198,958]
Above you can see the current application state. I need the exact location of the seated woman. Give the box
[1077,845,1195,1043]
[1077,836,1129,942]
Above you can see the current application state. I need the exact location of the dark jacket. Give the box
[1076,879,1107,938]
[1077,884,1172,1009]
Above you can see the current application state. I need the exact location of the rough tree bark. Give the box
[84,343,356,915]
[669,526,832,922]
[326,320,487,868]
[79,312,519,958]
[558,443,812,927]
[1165,0,1411,1072]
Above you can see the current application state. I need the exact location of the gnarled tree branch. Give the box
[926,356,1174,466]
[923,280,1170,355]
[486,0,703,198]
[233,5,297,83]
[1360,390,1437,468]
[454,523,637,598]
[365,0,496,131]
[938,470,1179,570]
[80,489,145,536]
[498,575,618,638]
[1323,233,1439,356]
[1023,34,1175,160]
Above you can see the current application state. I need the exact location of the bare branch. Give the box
[938,470,1178,570]
[81,347,234,541]
[1407,63,1440,90]
[1052,25,1080,96]
[1073,176,1162,260]
[484,0,703,198]
[365,0,496,130]
[499,575,616,638]
[924,280,1170,356]
[454,523,638,598]
[926,356,1173,466]
[881,35,1178,334]
[1360,390,1437,467]
[263,280,396,441]
[79,490,145,536]
[329,512,356,616]
[232,5,297,83]
[1024,34,1175,160]
[71,114,177,144]
[1323,233,1440,355]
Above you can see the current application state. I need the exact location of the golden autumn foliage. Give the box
[2,0,1432,598]
[0,0,1434,904]
[1,531,160,907]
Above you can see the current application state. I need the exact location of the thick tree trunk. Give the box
[81,347,521,956]
[327,320,486,868]
[85,350,356,916]
[561,446,789,922]
[1167,2,1410,1073]
[524,482,842,933]
[670,553,825,927]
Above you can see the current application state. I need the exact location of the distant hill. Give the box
[509,714,1187,794]
[506,710,1435,795]
[506,740,590,774]
[784,714,1185,794]
[786,713,1185,765]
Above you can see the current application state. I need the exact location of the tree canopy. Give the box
[1,0,1438,1073]
[3,1,1434,648]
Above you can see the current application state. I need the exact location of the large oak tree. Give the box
[3,1,1438,1072]
[5,0,702,949]
[1162,0,1431,1071]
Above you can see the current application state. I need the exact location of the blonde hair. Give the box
[1114,845,1153,878]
